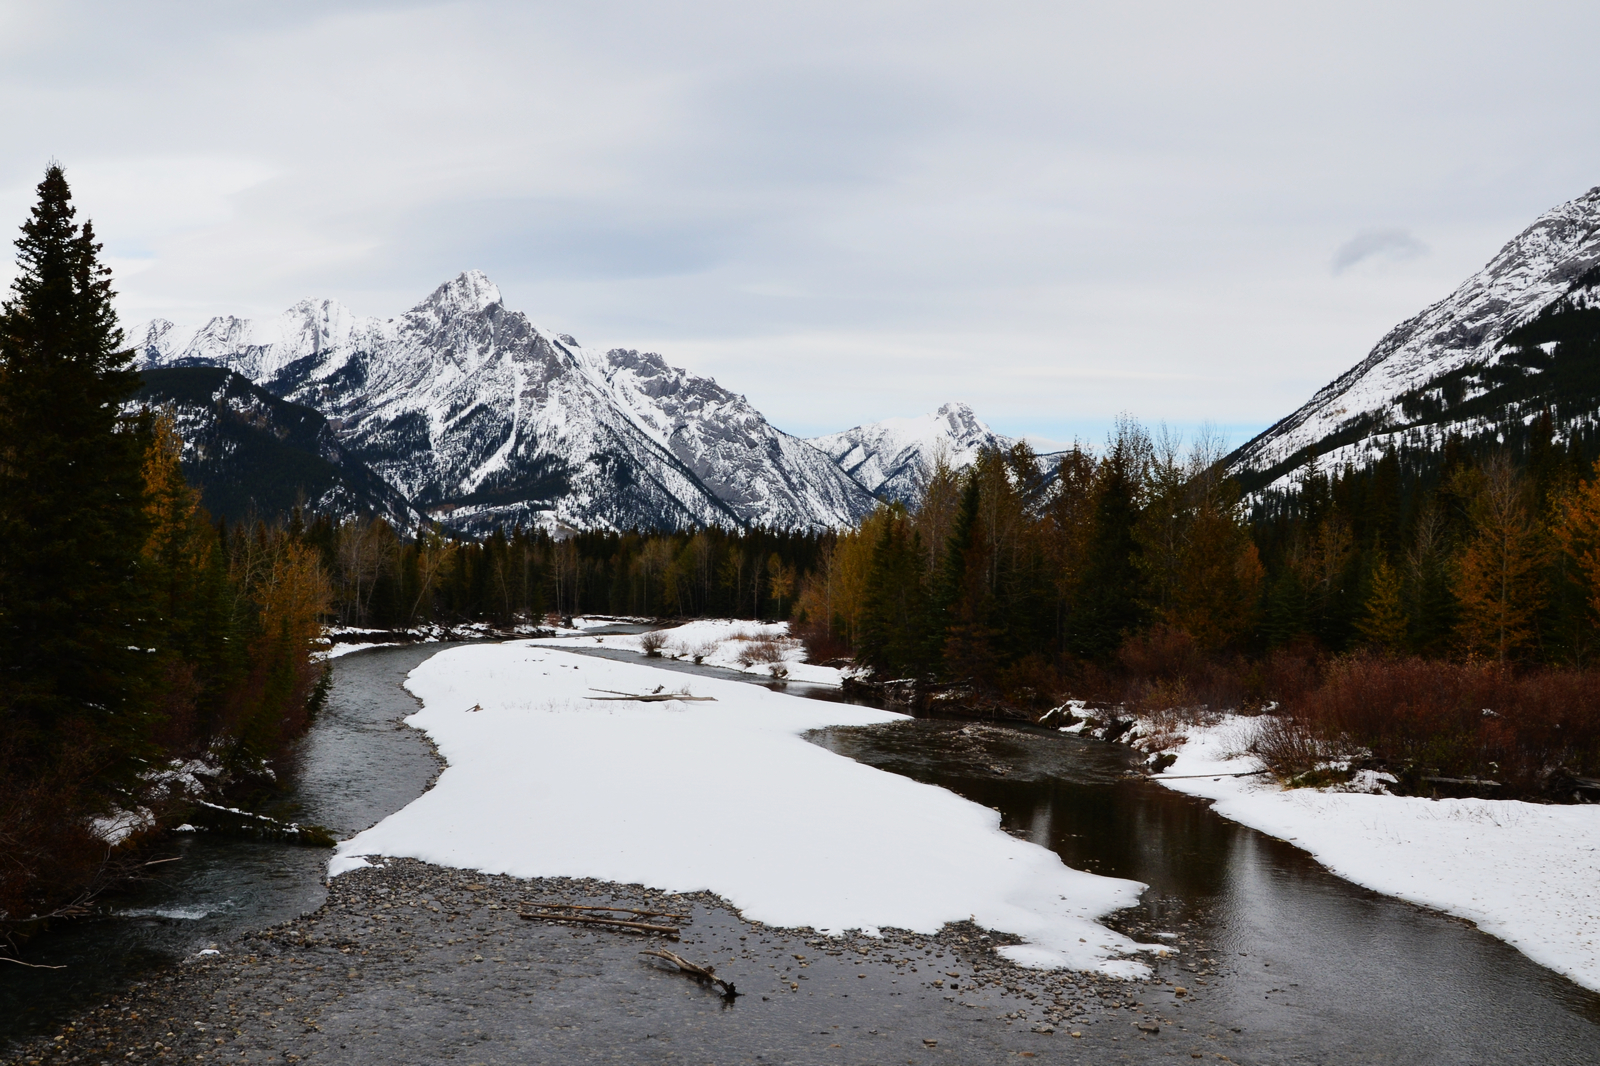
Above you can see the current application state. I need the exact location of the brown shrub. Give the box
[998,655,1065,712]
[0,723,131,931]
[736,636,789,667]
[792,619,852,664]
[1273,654,1600,795]
[1112,627,1253,715]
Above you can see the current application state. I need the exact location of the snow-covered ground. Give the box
[331,642,1157,976]
[528,619,849,686]
[1151,715,1600,992]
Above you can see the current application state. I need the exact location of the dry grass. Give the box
[735,635,790,667]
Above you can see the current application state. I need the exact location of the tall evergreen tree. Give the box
[857,506,934,679]
[0,165,155,796]
[1067,428,1146,658]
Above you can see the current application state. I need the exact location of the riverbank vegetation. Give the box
[788,419,1600,799]
[0,169,331,936]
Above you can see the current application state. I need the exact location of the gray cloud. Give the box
[1331,229,1429,275]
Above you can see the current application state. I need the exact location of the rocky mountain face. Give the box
[134,367,423,528]
[808,402,1013,503]
[132,272,877,534]
[1228,186,1600,494]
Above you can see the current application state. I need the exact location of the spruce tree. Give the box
[0,165,154,796]
[1067,435,1145,659]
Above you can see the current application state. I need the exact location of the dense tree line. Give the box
[305,517,825,630]
[0,169,329,931]
[787,421,1262,702]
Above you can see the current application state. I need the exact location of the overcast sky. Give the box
[3,1,1599,448]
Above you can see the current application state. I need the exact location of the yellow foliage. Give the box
[1355,558,1408,654]
[141,411,206,567]
[1556,458,1600,624]
[1453,459,1546,662]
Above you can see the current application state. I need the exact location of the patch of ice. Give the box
[92,807,154,845]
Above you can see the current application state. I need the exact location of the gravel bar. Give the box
[4,857,1250,1065]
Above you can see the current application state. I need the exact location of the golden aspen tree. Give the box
[767,552,796,618]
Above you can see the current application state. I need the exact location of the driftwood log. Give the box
[585,688,717,702]
[525,901,688,920]
[519,910,680,936]
[639,948,739,999]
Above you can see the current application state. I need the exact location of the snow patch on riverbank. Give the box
[331,642,1155,975]
[1153,715,1600,991]
[532,619,848,686]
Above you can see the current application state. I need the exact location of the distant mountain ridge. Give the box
[1228,185,1600,493]
[809,402,1013,503]
[133,272,879,533]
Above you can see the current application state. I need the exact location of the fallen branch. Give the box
[585,688,718,703]
[520,911,680,936]
[0,956,66,970]
[525,901,689,920]
[144,856,184,866]
[640,948,739,999]
[1150,768,1271,780]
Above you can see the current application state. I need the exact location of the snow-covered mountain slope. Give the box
[1228,186,1600,493]
[809,402,1013,503]
[134,366,424,528]
[132,272,876,533]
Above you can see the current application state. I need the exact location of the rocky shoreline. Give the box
[5,858,1242,1065]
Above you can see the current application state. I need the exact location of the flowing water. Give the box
[6,638,1600,1063]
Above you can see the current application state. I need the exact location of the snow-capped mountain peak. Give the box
[133,274,876,532]
[809,402,1014,503]
[420,269,504,318]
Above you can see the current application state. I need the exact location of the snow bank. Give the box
[1155,716,1600,991]
[332,642,1155,975]
[531,619,847,686]
[321,641,401,660]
